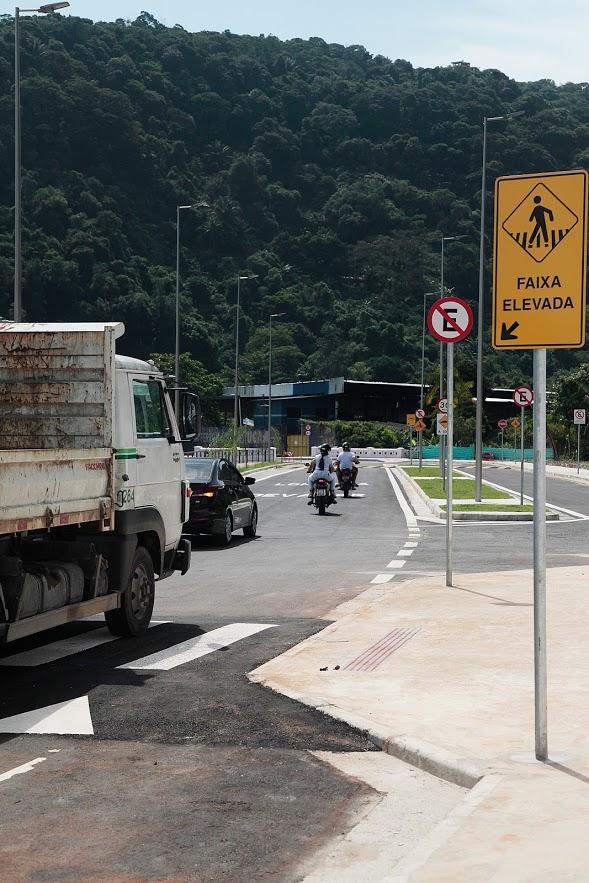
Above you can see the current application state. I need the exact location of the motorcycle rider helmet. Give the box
[342,442,350,451]
[319,443,330,455]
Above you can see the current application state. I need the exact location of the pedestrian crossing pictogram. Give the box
[502,183,578,264]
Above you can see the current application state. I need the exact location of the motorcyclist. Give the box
[307,443,337,505]
[335,442,359,488]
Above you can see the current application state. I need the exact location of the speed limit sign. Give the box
[438,398,448,414]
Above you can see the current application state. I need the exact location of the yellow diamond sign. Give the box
[493,169,588,349]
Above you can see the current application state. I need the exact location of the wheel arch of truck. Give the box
[115,508,166,576]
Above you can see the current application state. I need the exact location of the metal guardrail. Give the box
[185,447,276,465]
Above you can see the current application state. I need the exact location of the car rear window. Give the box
[184,460,215,482]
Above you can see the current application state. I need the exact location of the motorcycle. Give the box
[338,468,354,498]
[311,477,334,515]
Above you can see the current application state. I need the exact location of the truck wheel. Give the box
[105,546,155,637]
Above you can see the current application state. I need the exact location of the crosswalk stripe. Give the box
[386,559,406,569]
[371,573,396,584]
[0,622,169,668]
[118,622,277,671]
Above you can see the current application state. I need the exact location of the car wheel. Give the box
[217,510,233,545]
[243,506,258,538]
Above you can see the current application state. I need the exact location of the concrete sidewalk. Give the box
[250,566,589,881]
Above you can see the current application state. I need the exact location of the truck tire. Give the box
[105,546,154,637]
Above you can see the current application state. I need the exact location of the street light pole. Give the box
[13,2,69,323]
[233,272,258,455]
[420,292,437,469]
[268,312,285,462]
[475,111,525,501]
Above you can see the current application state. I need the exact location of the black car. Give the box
[183,458,258,544]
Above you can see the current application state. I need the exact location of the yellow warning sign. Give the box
[414,419,426,432]
[511,418,520,429]
[493,170,588,349]
[438,414,448,428]
[406,413,416,427]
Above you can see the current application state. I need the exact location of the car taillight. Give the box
[190,484,218,498]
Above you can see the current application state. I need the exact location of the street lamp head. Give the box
[442,234,468,243]
[270,312,286,319]
[486,110,525,123]
[38,2,69,12]
[239,272,258,280]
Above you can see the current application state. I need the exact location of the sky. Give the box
[27,0,589,85]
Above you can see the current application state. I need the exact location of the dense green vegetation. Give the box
[1,11,589,403]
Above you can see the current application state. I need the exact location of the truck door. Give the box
[131,376,184,549]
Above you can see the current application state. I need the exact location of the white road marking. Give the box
[397,549,414,557]
[0,696,94,735]
[0,622,169,667]
[119,622,277,671]
[0,757,47,784]
[371,573,396,584]
[384,469,417,528]
[404,542,418,548]
[386,560,407,569]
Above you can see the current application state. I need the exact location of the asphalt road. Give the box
[2,460,587,880]
[0,461,462,883]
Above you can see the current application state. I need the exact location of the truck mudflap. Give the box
[172,538,191,576]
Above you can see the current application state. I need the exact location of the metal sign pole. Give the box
[513,426,517,462]
[577,423,581,474]
[501,429,504,460]
[533,348,547,761]
[419,430,423,469]
[520,405,525,505]
[410,428,413,465]
[446,343,453,587]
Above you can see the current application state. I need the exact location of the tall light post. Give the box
[440,235,467,481]
[174,201,209,419]
[420,292,437,468]
[474,110,525,500]
[268,312,285,461]
[14,2,69,322]
[233,272,258,453]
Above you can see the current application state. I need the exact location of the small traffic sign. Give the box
[414,419,426,432]
[305,430,311,436]
[574,409,586,425]
[511,418,521,429]
[305,424,311,431]
[513,385,534,408]
[498,419,508,429]
[427,296,474,343]
[406,413,416,427]
[436,414,448,436]
[416,408,425,419]
[438,398,448,414]
[493,169,588,349]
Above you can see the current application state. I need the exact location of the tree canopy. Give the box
[1,12,589,393]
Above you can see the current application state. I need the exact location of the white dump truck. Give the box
[0,322,191,643]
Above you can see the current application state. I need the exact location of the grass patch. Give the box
[414,477,511,500]
[401,466,460,478]
[240,461,277,473]
[441,503,533,512]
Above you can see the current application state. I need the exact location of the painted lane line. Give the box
[0,757,46,784]
[371,573,396,584]
[118,622,277,671]
[386,560,407,569]
[0,622,170,667]
[397,549,414,557]
[385,468,417,528]
[404,542,419,548]
[0,696,94,736]
[456,468,589,521]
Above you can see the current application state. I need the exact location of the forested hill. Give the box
[1,11,588,388]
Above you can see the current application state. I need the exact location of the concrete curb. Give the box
[392,467,442,519]
[249,673,485,790]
